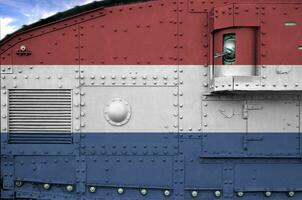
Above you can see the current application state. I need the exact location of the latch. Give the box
[242,103,263,119]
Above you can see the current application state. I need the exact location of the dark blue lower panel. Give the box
[1,133,302,200]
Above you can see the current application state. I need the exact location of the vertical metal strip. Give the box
[223,163,234,199]
[2,156,14,198]
[75,155,86,196]
[173,155,185,200]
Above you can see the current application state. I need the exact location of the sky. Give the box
[0,0,102,39]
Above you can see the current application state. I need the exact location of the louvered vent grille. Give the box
[8,89,72,144]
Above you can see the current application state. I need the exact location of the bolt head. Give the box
[43,183,51,190]
[214,190,222,197]
[66,185,74,192]
[265,191,271,197]
[15,181,23,187]
[89,186,96,193]
[20,45,27,52]
[117,188,124,194]
[288,191,295,197]
[237,191,244,197]
[140,189,147,196]
[191,190,198,198]
[163,190,170,196]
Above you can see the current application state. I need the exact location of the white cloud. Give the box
[0,0,103,39]
[0,17,18,39]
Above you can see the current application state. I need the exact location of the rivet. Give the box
[35,76,40,79]
[13,75,17,79]
[15,181,23,187]
[117,188,124,194]
[163,190,170,196]
[288,191,295,197]
[237,191,244,197]
[66,185,74,192]
[203,83,208,87]
[265,191,272,197]
[19,45,27,52]
[191,191,198,198]
[89,186,96,193]
[90,76,95,79]
[214,190,222,197]
[43,183,51,190]
[140,189,147,196]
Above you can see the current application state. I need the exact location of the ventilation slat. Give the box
[8,89,72,144]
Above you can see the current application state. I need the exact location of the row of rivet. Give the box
[191,190,296,198]
[15,181,74,192]
[211,83,301,90]
[15,181,171,196]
